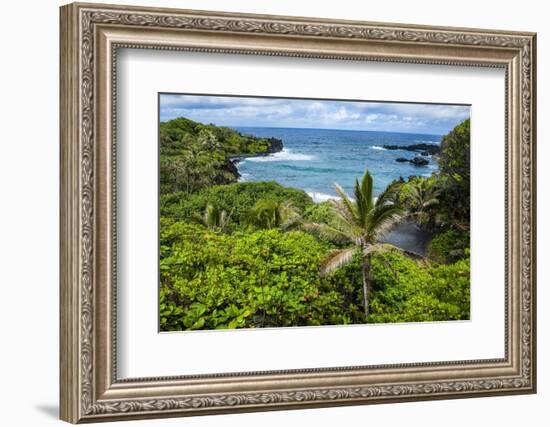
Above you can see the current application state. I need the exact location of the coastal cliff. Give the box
[229,137,283,161]
[159,117,283,193]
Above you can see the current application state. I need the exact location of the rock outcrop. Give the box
[395,156,429,166]
[265,137,283,153]
[383,143,440,155]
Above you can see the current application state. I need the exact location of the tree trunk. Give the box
[362,255,371,317]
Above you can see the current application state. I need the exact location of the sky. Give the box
[159,94,470,135]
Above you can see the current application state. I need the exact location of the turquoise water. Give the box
[235,127,441,201]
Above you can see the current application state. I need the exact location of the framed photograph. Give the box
[60,2,537,423]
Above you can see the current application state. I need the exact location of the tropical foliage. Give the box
[160,221,366,330]
[159,116,471,330]
[246,199,301,230]
[437,118,471,225]
[160,117,282,194]
[368,251,470,323]
[305,171,404,315]
[161,181,313,228]
[197,203,232,231]
[403,178,441,227]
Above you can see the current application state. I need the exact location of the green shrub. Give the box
[159,221,365,330]
[160,116,277,156]
[157,118,473,329]
[159,117,284,195]
[368,251,470,323]
[427,229,470,264]
[160,181,313,228]
[437,119,470,224]
[303,201,334,224]
[160,221,470,330]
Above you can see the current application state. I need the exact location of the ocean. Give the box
[235,127,442,201]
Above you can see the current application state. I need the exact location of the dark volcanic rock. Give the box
[410,156,429,166]
[394,156,429,166]
[230,137,284,163]
[383,143,440,155]
[265,137,283,153]
[223,158,241,180]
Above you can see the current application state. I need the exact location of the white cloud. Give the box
[160,94,470,134]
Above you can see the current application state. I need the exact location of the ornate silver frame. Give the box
[60,2,537,423]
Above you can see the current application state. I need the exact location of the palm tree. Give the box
[246,199,301,230]
[406,179,440,227]
[199,203,232,231]
[304,170,406,316]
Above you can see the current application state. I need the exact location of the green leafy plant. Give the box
[246,199,301,230]
[160,181,313,228]
[427,229,470,264]
[306,169,419,316]
[158,116,472,330]
[368,251,470,323]
[159,117,283,195]
[437,118,471,225]
[159,222,366,330]
[404,178,440,227]
[197,203,232,231]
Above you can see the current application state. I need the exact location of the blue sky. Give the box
[159,94,470,135]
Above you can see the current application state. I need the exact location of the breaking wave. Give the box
[246,149,315,162]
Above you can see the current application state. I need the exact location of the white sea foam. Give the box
[307,192,338,203]
[307,192,358,204]
[247,149,314,162]
[238,173,250,182]
[371,145,386,150]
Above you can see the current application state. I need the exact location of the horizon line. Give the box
[231,124,444,137]
[159,117,448,137]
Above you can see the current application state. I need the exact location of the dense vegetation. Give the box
[159,117,471,331]
[160,117,282,194]
[161,181,313,228]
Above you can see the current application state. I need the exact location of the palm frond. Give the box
[332,184,358,224]
[278,201,301,230]
[372,252,399,280]
[200,203,231,230]
[409,185,422,200]
[280,215,302,231]
[279,200,299,220]
[407,180,441,213]
[423,198,439,209]
[368,204,404,240]
[320,248,357,275]
[224,207,234,226]
[328,198,355,226]
[365,242,427,263]
[246,199,277,229]
[376,181,402,207]
[219,210,228,228]
[355,170,373,225]
[203,203,215,226]
[300,222,350,243]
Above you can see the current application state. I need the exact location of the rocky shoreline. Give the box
[382,142,440,156]
[229,137,283,163]
[381,142,440,167]
[396,156,430,166]
[227,137,284,179]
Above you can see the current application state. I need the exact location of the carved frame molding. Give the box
[60,2,536,423]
